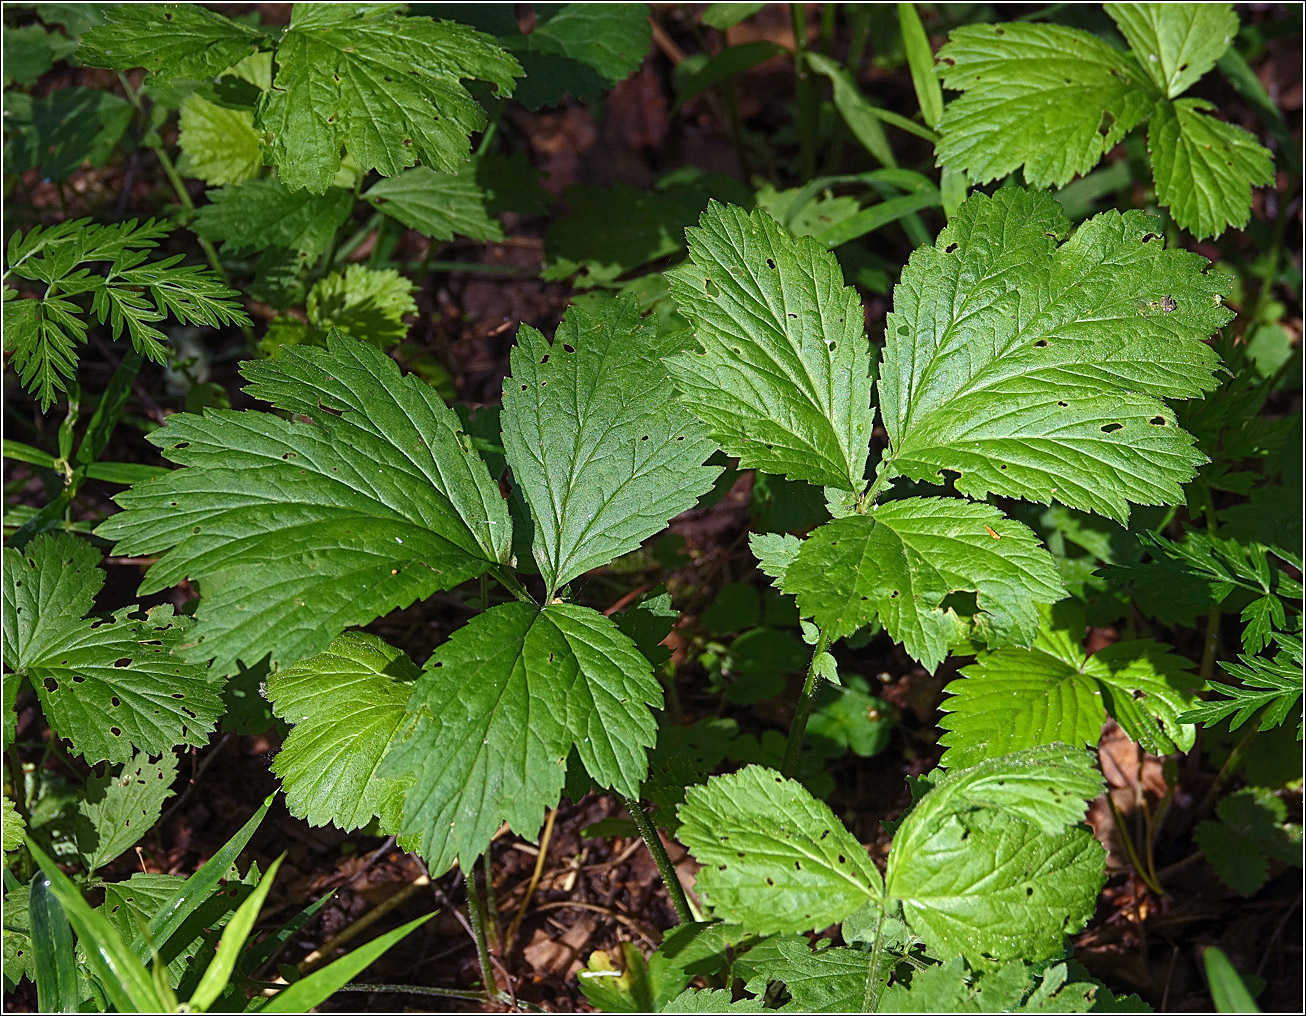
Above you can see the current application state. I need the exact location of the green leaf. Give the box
[191,177,354,264]
[784,499,1064,672]
[677,765,884,934]
[879,956,1137,1013]
[176,95,263,187]
[935,23,1155,188]
[898,2,944,130]
[502,3,651,110]
[701,3,766,31]
[364,165,504,243]
[1147,99,1275,240]
[3,86,133,182]
[2,23,78,87]
[749,532,802,589]
[73,751,177,875]
[1194,787,1302,896]
[884,746,1106,966]
[4,218,249,411]
[1180,631,1304,737]
[662,988,768,1012]
[267,632,417,834]
[1105,2,1238,99]
[940,603,1199,767]
[666,202,875,492]
[880,188,1230,523]
[29,872,81,1015]
[258,4,519,193]
[501,296,720,596]
[79,3,265,84]
[3,883,34,989]
[578,940,691,1014]
[2,533,222,764]
[1203,947,1260,1015]
[384,602,660,875]
[2,795,24,857]
[189,854,283,1012]
[95,332,512,676]
[304,265,416,348]
[740,936,875,1013]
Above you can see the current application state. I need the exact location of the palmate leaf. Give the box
[940,603,1200,767]
[267,632,416,835]
[676,765,884,934]
[884,745,1106,966]
[879,188,1230,523]
[3,219,249,410]
[666,203,875,492]
[2,534,222,764]
[501,296,720,597]
[259,4,520,193]
[95,332,512,677]
[381,602,661,876]
[782,499,1065,673]
[935,5,1274,238]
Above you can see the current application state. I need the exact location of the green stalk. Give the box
[622,794,693,925]
[859,908,887,1013]
[790,3,817,179]
[335,983,491,1001]
[781,627,832,778]
[466,858,499,1001]
[490,566,536,605]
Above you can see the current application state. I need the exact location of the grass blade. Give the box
[189,854,285,1012]
[28,873,80,1014]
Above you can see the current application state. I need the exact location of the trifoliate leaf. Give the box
[176,95,263,187]
[3,218,249,411]
[78,3,265,84]
[72,751,177,875]
[267,631,416,835]
[364,166,504,243]
[879,956,1135,1013]
[667,203,874,492]
[935,23,1155,189]
[501,3,651,110]
[677,765,884,934]
[1147,99,1275,240]
[3,86,133,182]
[940,603,1199,767]
[784,499,1064,672]
[2,533,222,764]
[304,265,416,348]
[96,332,512,677]
[257,5,520,193]
[501,296,720,596]
[1105,3,1238,98]
[191,177,353,265]
[884,746,1106,966]
[879,188,1230,523]
[749,532,802,589]
[1194,787,1302,896]
[384,602,660,875]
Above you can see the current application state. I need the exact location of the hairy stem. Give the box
[860,907,887,1013]
[622,794,693,925]
[466,857,499,1000]
[781,627,832,777]
[335,983,489,1001]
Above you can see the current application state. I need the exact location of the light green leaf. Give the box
[1179,631,1303,737]
[503,3,651,110]
[1147,99,1275,240]
[884,746,1106,966]
[258,4,519,193]
[667,203,874,492]
[364,165,504,243]
[662,988,767,1012]
[2,533,222,764]
[73,751,177,875]
[784,499,1064,672]
[191,177,353,263]
[878,956,1137,1013]
[677,765,883,934]
[78,3,265,84]
[940,603,1199,767]
[935,23,1155,188]
[2,795,24,856]
[383,602,660,876]
[501,296,720,596]
[702,3,766,31]
[1105,3,1238,98]
[304,265,416,348]
[96,332,512,676]
[267,631,416,834]
[880,188,1230,523]
[749,532,802,589]
[176,95,263,187]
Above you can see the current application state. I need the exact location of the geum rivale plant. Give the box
[93,295,720,875]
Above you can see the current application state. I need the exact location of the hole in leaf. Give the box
[944,243,958,254]
[563,344,575,354]
[43,677,58,692]
[114,658,131,668]
[1101,422,1123,433]
[766,258,776,269]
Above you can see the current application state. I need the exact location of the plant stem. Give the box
[1106,795,1165,896]
[860,907,887,1013]
[490,565,536,605]
[781,627,832,778]
[622,794,693,925]
[466,858,499,1000]
[790,3,817,180]
[335,983,489,1001]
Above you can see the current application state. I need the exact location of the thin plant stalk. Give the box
[466,857,499,1001]
[781,627,832,778]
[790,3,818,179]
[621,794,693,925]
[860,907,887,1013]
